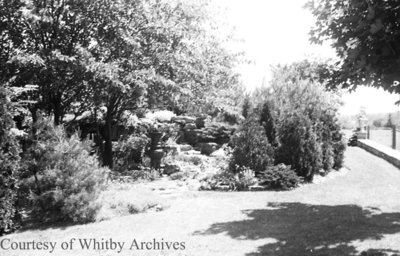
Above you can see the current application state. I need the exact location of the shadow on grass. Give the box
[194,202,400,256]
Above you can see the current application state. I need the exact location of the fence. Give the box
[367,126,400,151]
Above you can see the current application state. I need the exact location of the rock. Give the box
[195,116,206,129]
[166,145,181,156]
[249,185,268,191]
[179,144,193,152]
[214,184,231,191]
[183,129,199,145]
[198,135,217,143]
[184,123,197,130]
[171,116,196,124]
[197,142,218,155]
[210,147,227,158]
[170,171,185,180]
[164,164,181,175]
[184,150,202,155]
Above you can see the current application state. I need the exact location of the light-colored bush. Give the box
[22,119,109,223]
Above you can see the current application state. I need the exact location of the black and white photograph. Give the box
[1,0,400,255]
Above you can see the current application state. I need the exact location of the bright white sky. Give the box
[211,0,400,115]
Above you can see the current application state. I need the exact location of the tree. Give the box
[373,119,383,128]
[260,101,277,146]
[241,94,251,119]
[229,115,275,175]
[306,0,400,92]
[3,0,242,168]
[266,60,346,179]
[0,87,20,234]
[3,0,103,125]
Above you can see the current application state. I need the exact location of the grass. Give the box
[4,147,400,256]
[95,181,169,221]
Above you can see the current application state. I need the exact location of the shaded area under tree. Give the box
[194,202,400,256]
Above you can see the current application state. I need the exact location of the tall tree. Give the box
[306,0,400,92]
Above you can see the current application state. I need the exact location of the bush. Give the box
[113,134,150,172]
[333,133,346,169]
[260,101,278,146]
[257,164,302,190]
[276,112,322,182]
[0,87,21,235]
[202,166,257,191]
[229,117,274,175]
[21,119,109,223]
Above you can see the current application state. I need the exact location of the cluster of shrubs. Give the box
[225,75,346,190]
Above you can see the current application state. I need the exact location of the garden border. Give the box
[357,139,400,169]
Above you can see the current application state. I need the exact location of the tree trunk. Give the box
[53,98,62,125]
[30,107,38,137]
[102,117,113,168]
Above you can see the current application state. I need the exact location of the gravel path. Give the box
[3,147,400,256]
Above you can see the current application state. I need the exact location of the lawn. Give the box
[2,147,400,256]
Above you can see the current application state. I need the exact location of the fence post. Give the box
[392,125,396,149]
[367,126,370,139]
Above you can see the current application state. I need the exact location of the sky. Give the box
[211,0,400,116]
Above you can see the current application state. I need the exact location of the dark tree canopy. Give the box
[306,0,400,92]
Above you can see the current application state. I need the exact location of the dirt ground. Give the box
[3,146,400,256]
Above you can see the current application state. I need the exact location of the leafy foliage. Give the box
[260,101,277,146]
[113,135,150,172]
[229,116,274,175]
[306,0,400,91]
[203,167,257,191]
[20,119,109,223]
[0,87,21,234]
[257,164,302,190]
[276,112,322,182]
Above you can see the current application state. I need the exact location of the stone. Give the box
[170,171,185,180]
[171,116,196,124]
[195,117,206,129]
[184,123,197,130]
[198,135,217,143]
[183,129,199,145]
[184,150,202,155]
[210,147,227,158]
[166,145,181,156]
[164,164,181,175]
[179,144,193,152]
[249,185,268,191]
[197,142,218,155]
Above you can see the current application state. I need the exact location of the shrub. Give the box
[333,133,346,169]
[202,166,257,191]
[0,87,21,235]
[21,119,109,223]
[113,134,150,172]
[257,164,302,190]
[260,101,278,146]
[229,117,274,175]
[276,112,322,182]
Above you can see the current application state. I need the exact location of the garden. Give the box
[2,0,400,256]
